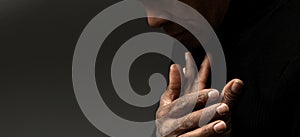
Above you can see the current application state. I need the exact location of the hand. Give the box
[156,53,244,137]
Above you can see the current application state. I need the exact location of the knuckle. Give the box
[176,115,194,133]
[223,92,236,106]
[202,126,214,137]
[177,120,187,131]
[156,108,166,119]
[168,83,181,91]
[156,111,162,119]
[165,89,179,101]
[223,88,236,99]
[197,93,207,104]
[183,116,194,129]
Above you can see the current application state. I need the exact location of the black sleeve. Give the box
[278,51,300,137]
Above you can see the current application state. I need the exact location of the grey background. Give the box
[0,0,167,136]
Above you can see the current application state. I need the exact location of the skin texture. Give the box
[155,53,243,137]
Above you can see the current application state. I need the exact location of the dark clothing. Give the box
[219,0,300,136]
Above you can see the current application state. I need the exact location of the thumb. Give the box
[221,79,244,108]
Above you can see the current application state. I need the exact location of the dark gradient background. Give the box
[0,0,170,136]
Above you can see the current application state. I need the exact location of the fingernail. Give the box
[214,121,227,134]
[208,89,219,100]
[185,52,190,60]
[183,67,186,75]
[216,103,229,115]
[231,79,244,93]
[170,64,180,71]
[170,64,175,70]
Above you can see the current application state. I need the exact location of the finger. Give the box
[183,52,198,94]
[165,89,219,118]
[198,56,210,90]
[157,89,219,119]
[159,64,182,107]
[196,103,229,128]
[184,52,197,81]
[164,103,228,136]
[221,79,244,108]
[178,120,227,137]
[174,103,229,135]
[191,56,210,93]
